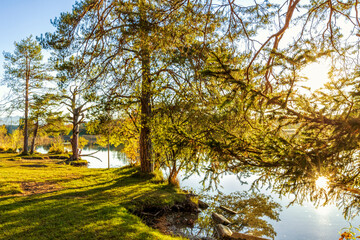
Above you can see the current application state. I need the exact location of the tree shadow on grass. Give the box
[0,167,182,240]
[20,165,48,168]
[1,204,165,240]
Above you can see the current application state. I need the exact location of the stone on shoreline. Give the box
[219,205,238,215]
[198,199,209,209]
[211,212,231,225]
[215,224,233,239]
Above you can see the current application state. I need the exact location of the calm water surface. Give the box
[38,145,360,239]
[181,173,358,240]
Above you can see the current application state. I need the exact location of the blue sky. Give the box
[0,0,76,53]
[0,0,76,97]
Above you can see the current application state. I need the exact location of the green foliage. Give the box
[152,100,206,185]
[42,118,71,137]
[28,94,66,153]
[87,116,122,149]
[87,110,140,166]
[2,36,46,92]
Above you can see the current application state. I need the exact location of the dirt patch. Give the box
[152,215,171,234]
[20,182,62,196]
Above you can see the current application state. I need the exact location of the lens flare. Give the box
[315,176,329,189]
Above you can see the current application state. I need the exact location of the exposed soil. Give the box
[20,181,63,196]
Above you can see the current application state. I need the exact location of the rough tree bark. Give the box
[139,0,153,173]
[139,50,153,173]
[30,120,39,154]
[70,108,81,161]
[23,58,30,155]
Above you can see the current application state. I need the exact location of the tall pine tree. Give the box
[41,0,216,172]
[2,36,51,154]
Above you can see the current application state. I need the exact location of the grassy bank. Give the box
[0,153,186,240]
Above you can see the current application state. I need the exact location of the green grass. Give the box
[0,153,186,240]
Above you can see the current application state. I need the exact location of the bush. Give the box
[79,137,88,149]
[68,159,88,167]
[49,136,65,154]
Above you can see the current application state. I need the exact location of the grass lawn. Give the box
[0,153,187,240]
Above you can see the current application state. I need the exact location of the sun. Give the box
[301,61,331,92]
[315,176,329,189]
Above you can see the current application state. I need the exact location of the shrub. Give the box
[49,136,65,154]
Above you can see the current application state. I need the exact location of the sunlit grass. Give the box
[0,153,186,240]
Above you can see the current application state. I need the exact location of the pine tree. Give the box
[41,0,216,172]
[1,36,51,155]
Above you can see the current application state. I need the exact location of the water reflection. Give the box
[171,191,281,239]
[180,172,360,240]
[37,145,128,168]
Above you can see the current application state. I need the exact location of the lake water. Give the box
[37,145,360,239]
[181,173,358,240]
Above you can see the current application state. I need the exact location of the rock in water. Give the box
[211,212,231,225]
[215,224,233,239]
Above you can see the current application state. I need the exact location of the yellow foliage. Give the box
[79,136,89,149]
[49,136,65,154]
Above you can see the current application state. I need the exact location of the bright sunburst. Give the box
[315,176,329,189]
[301,61,331,92]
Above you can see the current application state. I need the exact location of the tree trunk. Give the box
[139,0,153,173]
[23,61,30,155]
[168,154,179,185]
[139,66,153,172]
[71,109,80,161]
[168,165,179,186]
[30,119,39,154]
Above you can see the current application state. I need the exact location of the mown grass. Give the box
[0,153,186,240]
